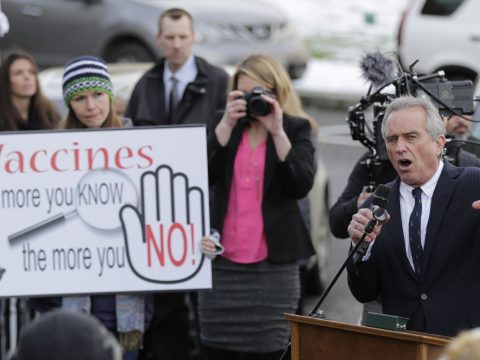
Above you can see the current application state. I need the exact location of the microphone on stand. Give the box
[279,185,391,360]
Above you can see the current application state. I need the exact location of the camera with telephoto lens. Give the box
[242,86,274,119]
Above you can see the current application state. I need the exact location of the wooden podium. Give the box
[286,314,450,360]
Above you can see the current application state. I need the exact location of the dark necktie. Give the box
[168,76,179,124]
[409,187,423,275]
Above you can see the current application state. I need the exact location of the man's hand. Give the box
[473,200,480,209]
[120,165,206,283]
[347,208,383,245]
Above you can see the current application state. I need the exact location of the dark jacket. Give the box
[208,115,316,263]
[347,162,480,337]
[125,56,229,130]
[329,152,397,239]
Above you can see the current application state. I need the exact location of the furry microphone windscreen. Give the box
[359,51,395,90]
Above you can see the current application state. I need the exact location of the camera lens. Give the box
[248,96,271,116]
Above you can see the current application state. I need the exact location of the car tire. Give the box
[104,41,155,63]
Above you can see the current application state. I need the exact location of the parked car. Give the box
[397,0,480,82]
[0,0,308,79]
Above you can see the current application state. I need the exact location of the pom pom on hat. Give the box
[62,55,113,106]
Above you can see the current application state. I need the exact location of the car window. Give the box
[421,0,465,16]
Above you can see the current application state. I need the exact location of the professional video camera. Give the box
[347,52,475,191]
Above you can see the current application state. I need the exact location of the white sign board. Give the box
[0,125,211,297]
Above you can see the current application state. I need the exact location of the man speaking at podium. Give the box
[347,96,480,337]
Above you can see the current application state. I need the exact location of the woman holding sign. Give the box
[30,56,149,360]
[0,50,60,131]
[199,54,316,359]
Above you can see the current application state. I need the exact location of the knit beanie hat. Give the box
[62,55,114,106]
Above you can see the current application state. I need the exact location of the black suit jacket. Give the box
[125,56,229,129]
[348,161,480,336]
[208,115,316,263]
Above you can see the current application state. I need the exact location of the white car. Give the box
[0,0,308,79]
[397,0,480,82]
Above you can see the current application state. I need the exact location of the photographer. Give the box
[198,54,315,359]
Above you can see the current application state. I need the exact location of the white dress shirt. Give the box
[359,161,444,266]
[399,160,443,270]
[163,55,198,112]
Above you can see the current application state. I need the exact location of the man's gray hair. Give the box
[381,96,445,140]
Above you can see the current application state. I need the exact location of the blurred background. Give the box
[3,0,478,358]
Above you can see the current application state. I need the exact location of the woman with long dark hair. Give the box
[0,50,60,131]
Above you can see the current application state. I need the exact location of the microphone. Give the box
[353,184,391,263]
[359,51,396,91]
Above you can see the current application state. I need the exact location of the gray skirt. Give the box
[198,256,300,353]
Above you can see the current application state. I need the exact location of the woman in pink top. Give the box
[198,54,316,360]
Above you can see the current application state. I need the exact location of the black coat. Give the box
[125,56,229,130]
[329,152,397,239]
[347,162,480,337]
[208,115,316,263]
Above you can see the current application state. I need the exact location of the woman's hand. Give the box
[256,94,284,136]
[200,231,224,260]
[222,90,247,128]
[256,95,291,161]
[215,90,246,146]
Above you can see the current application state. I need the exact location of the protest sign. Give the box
[0,125,211,297]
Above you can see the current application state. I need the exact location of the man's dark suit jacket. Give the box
[208,114,316,264]
[348,161,480,337]
[125,56,229,129]
[123,57,229,360]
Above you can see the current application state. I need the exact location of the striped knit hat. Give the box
[62,56,113,106]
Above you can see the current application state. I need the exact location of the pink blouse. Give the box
[221,129,268,263]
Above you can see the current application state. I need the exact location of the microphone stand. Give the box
[278,219,377,360]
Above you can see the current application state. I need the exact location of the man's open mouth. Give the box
[398,159,412,169]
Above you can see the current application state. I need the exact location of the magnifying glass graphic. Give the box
[8,168,138,245]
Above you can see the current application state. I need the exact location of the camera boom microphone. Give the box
[353,184,391,263]
[359,51,396,91]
